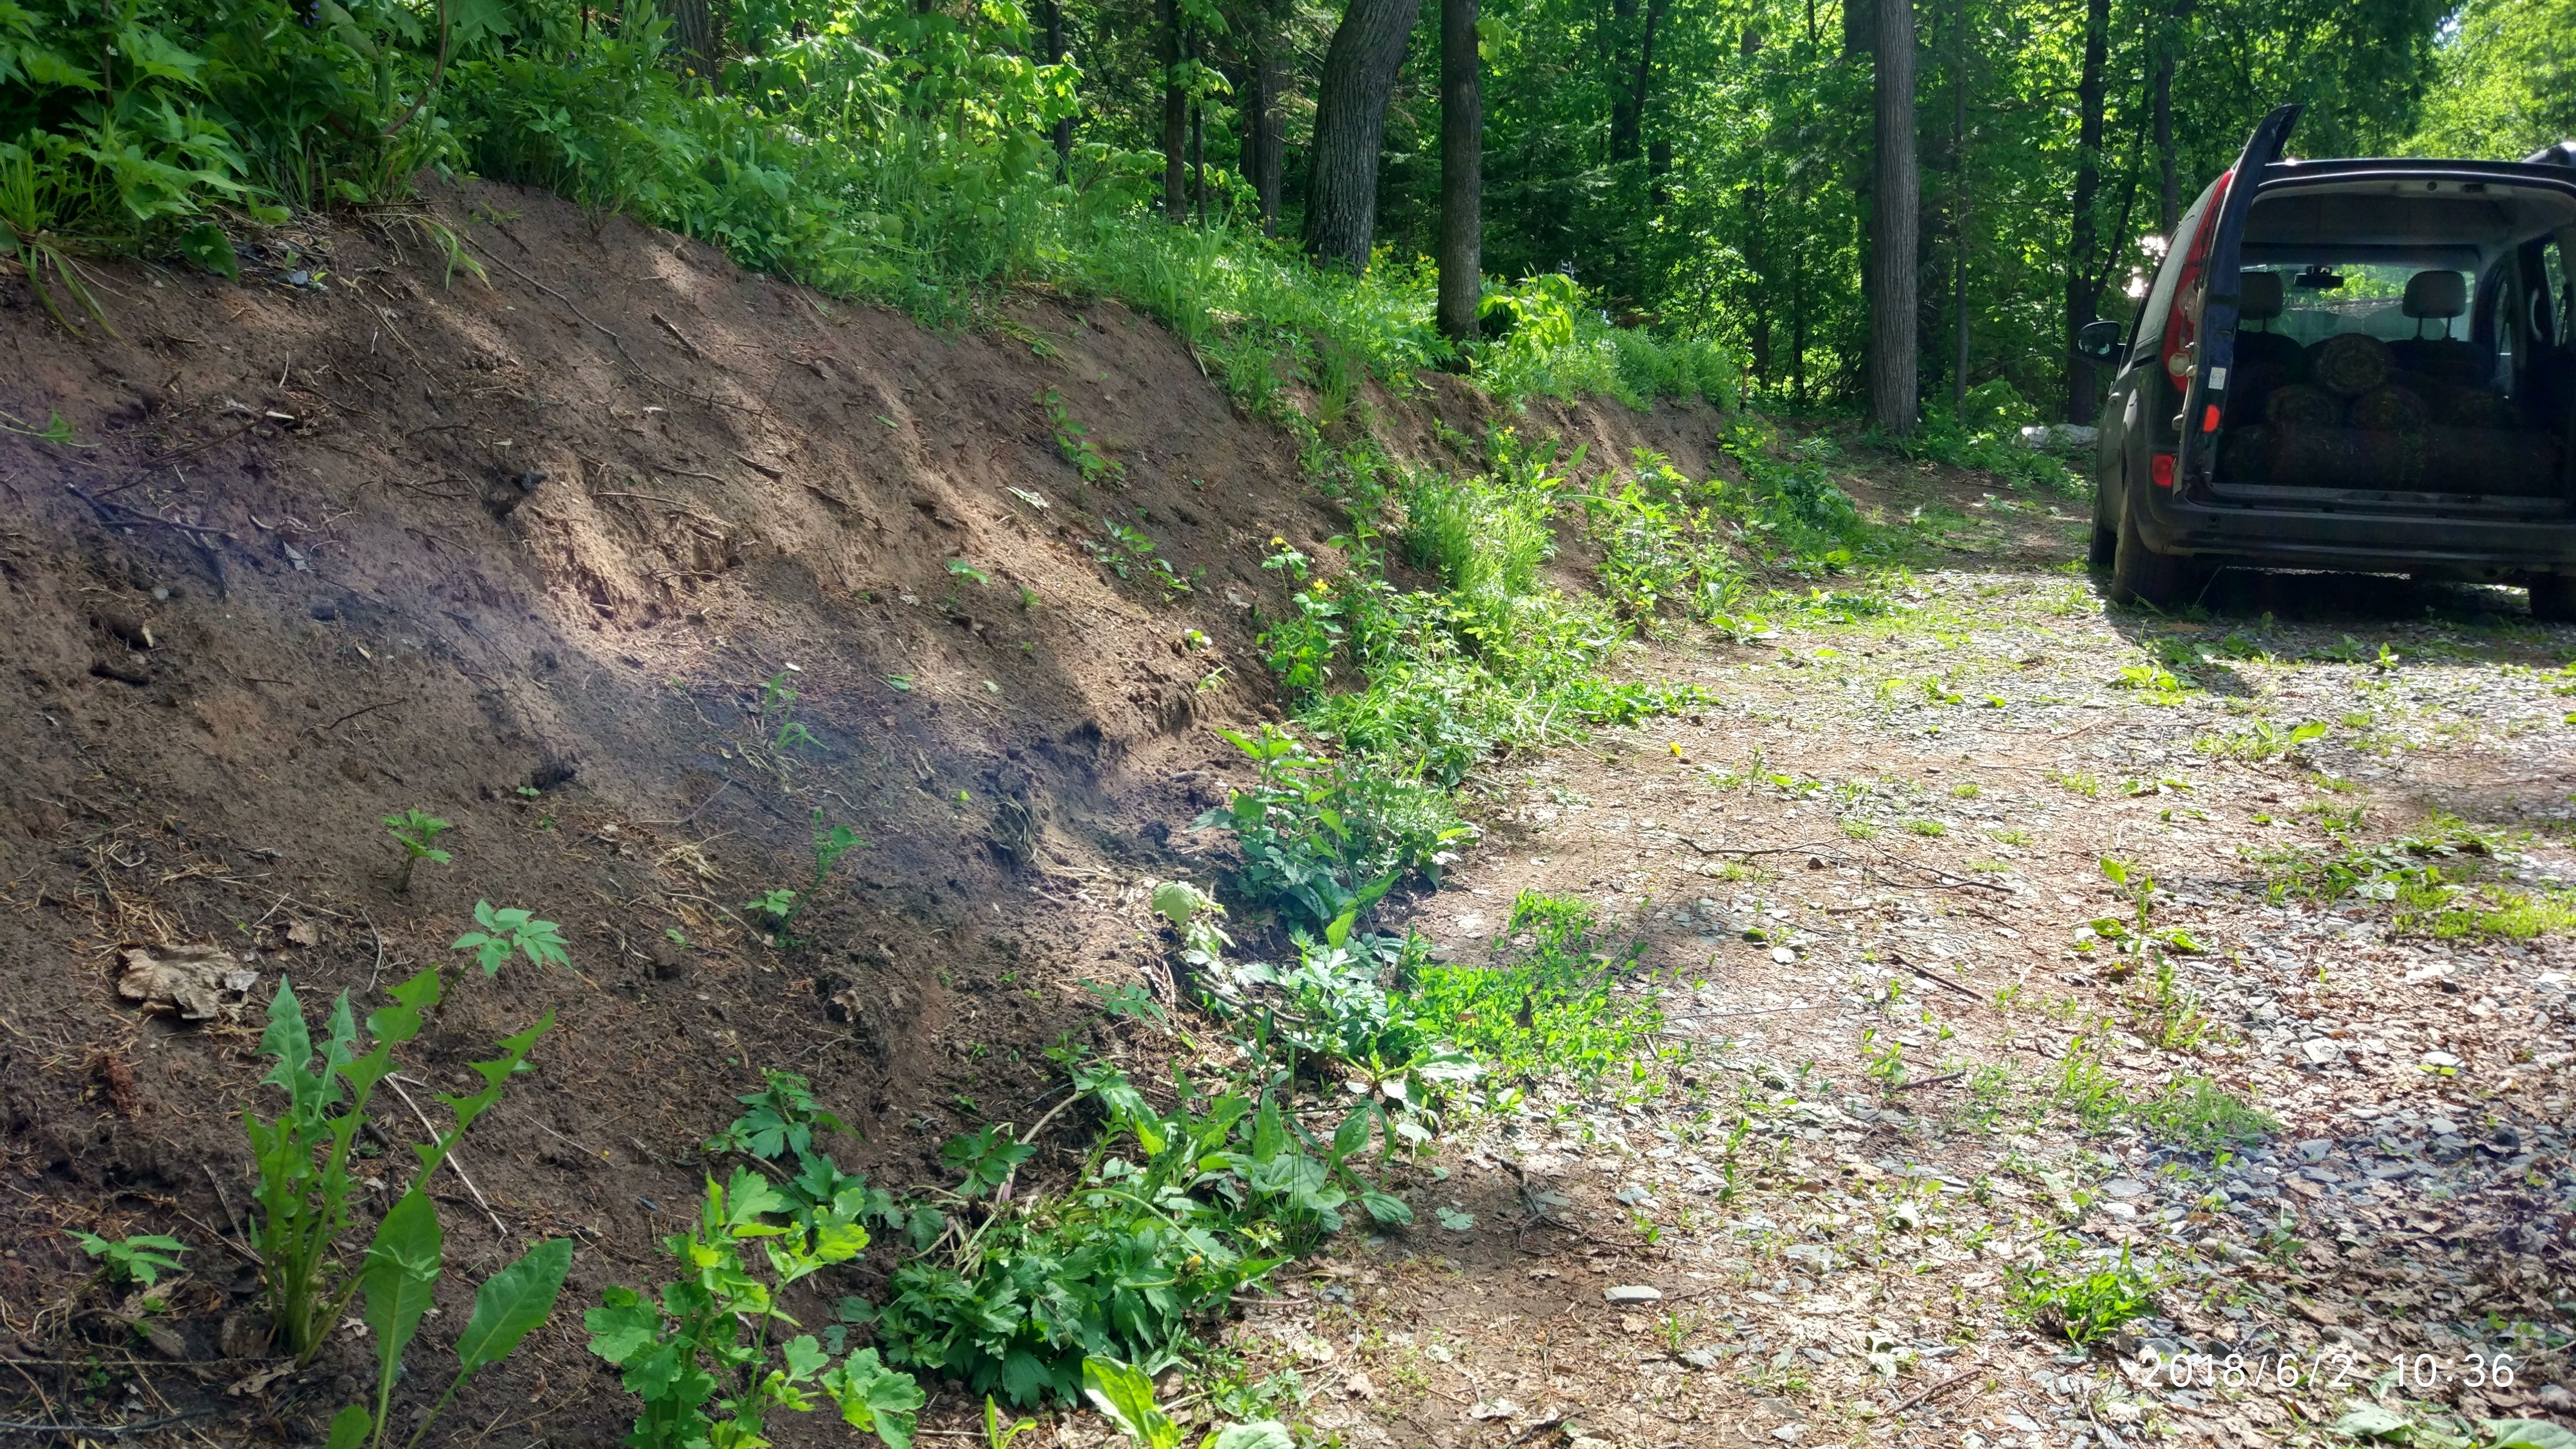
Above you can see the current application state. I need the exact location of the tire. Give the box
[2532,574,2576,622]
[2087,482,2119,570]
[2108,488,2207,610]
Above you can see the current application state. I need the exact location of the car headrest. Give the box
[2404,270,2467,320]
[2239,271,2284,321]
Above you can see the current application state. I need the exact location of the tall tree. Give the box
[2152,0,2198,233]
[670,0,721,79]
[1868,0,1919,434]
[1304,0,1427,268]
[1242,3,1286,234]
[2062,0,2109,422]
[1161,0,1188,220]
[1044,0,1072,180]
[1950,0,1969,408]
[1438,0,1483,341]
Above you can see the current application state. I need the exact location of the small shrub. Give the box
[68,1230,187,1289]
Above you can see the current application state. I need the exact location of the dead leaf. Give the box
[228,1363,295,1398]
[283,920,319,948]
[117,945,258,1021]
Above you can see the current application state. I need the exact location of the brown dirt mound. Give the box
[0,179,1725,1441]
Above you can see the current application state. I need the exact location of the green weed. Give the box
[449,901,570,978]
[384,810,452,892]
[68,1230,187,1290]
[584,1168,920,1449]
[2194,717,2327,761]
[741,811,869,944]
[2008,1249,2159,1345]
[245,967,551,1361]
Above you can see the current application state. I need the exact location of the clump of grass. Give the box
[1403,892,1666,1095]
[2007,1249,2160,1345]
[2130,1077,2277,1152]
[2046,769,2101,798]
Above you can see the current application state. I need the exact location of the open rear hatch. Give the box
[2185,115,2576,518]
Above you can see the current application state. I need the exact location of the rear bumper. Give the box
[2139,486,2576,575]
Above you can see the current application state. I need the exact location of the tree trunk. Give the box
[1867,0,1919,435]
[1951,0,1968,408]
[670,0,720,80]
[1437,0,1481,343]
[2153,0,2195,235]
[1045,0,1072,180]
[1303,0,1425,269]
[1162,0,1187,221]
[2063,0,2108,423]
[1244,12,1286,233]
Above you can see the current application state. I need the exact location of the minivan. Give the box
[2079,105,2576,616]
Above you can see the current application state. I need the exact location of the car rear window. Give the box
[2242,263,2474,348]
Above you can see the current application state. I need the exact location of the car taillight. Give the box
[2159,167,2235,394]
[2151,453,2176,489]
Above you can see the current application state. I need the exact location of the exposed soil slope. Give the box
[0,180,1726,1443]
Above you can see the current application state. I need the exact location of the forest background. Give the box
[1,0,2573,434]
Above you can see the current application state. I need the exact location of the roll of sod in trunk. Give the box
[2270,425,2421,489]
[2313,334,2395,397]
[2423,427,2566,495]
[2219,424,2275,483]
[2441,389,2521,431]
[2348,383,2431,433]
[2265,383,2341,428]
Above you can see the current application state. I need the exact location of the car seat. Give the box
[2388,270,2494,386]
[2227,270,2306,424]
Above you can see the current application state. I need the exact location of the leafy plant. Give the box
[244,968,551,1360]
[585,1168,922,1449]
[1041,390,1120,484]
[68,1230,187,1289]
[1190,725,1469,934]
[385,810,452,891]
[450,901,571,977]
[757,671,820,754]
[327,1233,573,1449]
[1082,1356,1290,1449]
[741,811,869,943]
[2007,1249,2159,1345]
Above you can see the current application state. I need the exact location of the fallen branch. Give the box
[0,1411,213,1438]
[1888,1368,1978,1415]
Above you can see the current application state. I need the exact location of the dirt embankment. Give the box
[0,181,1725,1439]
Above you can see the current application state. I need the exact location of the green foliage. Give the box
[2130,1077,2278,1152]
[384,811,452,866]
[1042,390,1121,484]
[450,900,571,977]
[1082,1356,1291,1449]
[2404,0,2576,159]
[1190,724,1470,934]
[2193,717,2327,761]
[875,1058,1352,1405]
[584,1167,922,1449]
[339,1221,572,1449]
[244,967,551,1360]
[1581,449,1746,628]
[2007,1248,2159,1345]
[1252,436,1711,790]
[67,1229,187,1289]
[1400,892,1666,1093]
[741,811,869,942]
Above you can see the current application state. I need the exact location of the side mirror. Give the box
[2076,318,2126,363]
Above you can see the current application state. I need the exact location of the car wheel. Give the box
[2087,482,2118,571]
[2109,490,2206,610]
[2532,575,2576,622]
